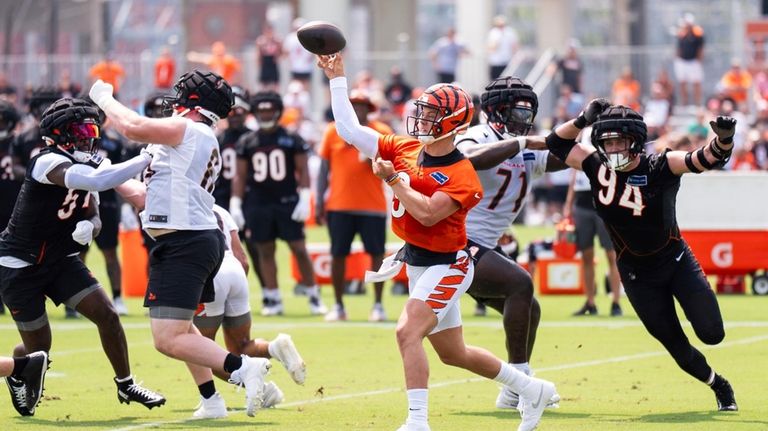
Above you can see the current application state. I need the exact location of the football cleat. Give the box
[517,378,559,431]
[113,297,129,316]
[192,392,228,419]
[20,351,49,412]
[712,375,738,411]
[369,304,387,322]
[229,356,270,417]
[261,381,284,408]
[6,376,33,416]
[270,333,306,385]
[324,304,347,322]
[116,377,166,409]
[572,302,597,316]
[261,298,284,317]
[474,302,487,317]
[610,302,623,317]
[396,421,431,431]
[496,385,560,410]
[308,295,328,315]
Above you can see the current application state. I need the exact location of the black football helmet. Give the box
[590,105,647,171]
[480,76,538,136]
[250,91,283,130]
[143,92,168,118]
[40,98,102,163]
[163,69,234,124]
[0,99,19,139]
[29,87,63,120]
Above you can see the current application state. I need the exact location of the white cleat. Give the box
[261,381,284,408]
[261,301,284,316]
[396,421,431,431]
[192,392,227,419]
[324,305,347,322]
[270,333,306,385]
[497,385,560,410]
[229,356,271,417]
[113,297,128,316]
[308,296,328,315]
[368,304,387,322]
[517,378,559,431]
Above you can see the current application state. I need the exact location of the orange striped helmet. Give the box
[407,83,474,141]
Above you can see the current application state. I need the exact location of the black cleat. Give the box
[5,376,33,416]
[572,302,598,316]
[5,351,49,416]
[610,302,623,317]
[474,302,487,317]
[712,375,738,411]
[115,377,166,409]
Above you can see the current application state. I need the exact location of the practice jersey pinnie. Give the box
[0,149,92,264]
[581,150,682,260]
[141,119,221,231]
[456,125,548,249]
[236,127,308,205]
[214,126,249,210]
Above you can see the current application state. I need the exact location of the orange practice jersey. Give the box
[378,135,482,253]
[319,121,392,212]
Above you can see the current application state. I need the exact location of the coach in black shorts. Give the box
[546,98,739,412]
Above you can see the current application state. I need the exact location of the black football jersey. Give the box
[0,135,22,227]
[236,127,308,205]
[214,126,250,210]
[0,149,92,264]
[12,127,45,168]
[582,150,682,260]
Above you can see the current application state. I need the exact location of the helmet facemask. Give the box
[407,102,443,144]
[595,132,637,171]
[49,118,101,163]
[487,101,535,137]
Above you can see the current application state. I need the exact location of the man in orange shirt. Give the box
[318,53,557,431]
[154,47,176,89]
[611,66,641,112]
[316,90,392,322]
[89,54,125,96]
[208,42,241,84]
[719,59,752,111]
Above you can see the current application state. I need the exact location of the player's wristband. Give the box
[517,136,527,151]
[385,173,401,186]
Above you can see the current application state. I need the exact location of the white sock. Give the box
[406,388,428,424]
[512,362,531,376]
[706,370,716,386]
[493,361,532,393]
[305,285,320,298]
[263,288,281,301]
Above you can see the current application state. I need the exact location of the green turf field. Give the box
[1,225,766,430]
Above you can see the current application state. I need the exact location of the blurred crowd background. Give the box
[2,0,768,226]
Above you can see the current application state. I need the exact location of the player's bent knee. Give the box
[697,326,725,345]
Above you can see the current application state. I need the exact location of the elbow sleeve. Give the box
[545,131,577,162]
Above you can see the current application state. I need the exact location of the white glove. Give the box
[89,79,115,109]
[120,203,140,231]
[229,196,245,230]
[291,188,311,222]
[72,220,95,245]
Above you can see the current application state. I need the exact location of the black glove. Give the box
[574,98,611,129]
[709,116,736,145]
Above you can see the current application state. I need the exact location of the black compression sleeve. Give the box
[696,146,715,170]
[545,131,577,161]
[685,151,702,173]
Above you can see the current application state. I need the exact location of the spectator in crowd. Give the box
[652,68,676,116]
[208,42,241,84]
[644,83,672,141]
[89,53,125,96]
[487,15,519,80]
[674,13,705,107]
[428,27,469,83]
[283,18,316,86]
[353,70,386,108]
[611,66,641,112]
[56,69,81,98]
[154,47,176,89]
[316,90,392,322]
[256,23,283,92]
[719,58,752,112]
[565,170,623,317]
[752,125,768,169]
[552,39,584,95]
[0,72,17,103]
[554,84,584,127]
[384,66,413,119]
[283,80,311,117]
[687,109,710,144]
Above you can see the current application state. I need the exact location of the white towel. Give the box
[364,253,405,283]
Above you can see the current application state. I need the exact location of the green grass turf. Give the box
[0,225,766,430]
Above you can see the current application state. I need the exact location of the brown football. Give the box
[297,21,346,55]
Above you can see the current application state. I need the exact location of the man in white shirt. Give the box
[487,15,519,80]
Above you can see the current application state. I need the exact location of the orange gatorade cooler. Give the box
[119,229,148,297]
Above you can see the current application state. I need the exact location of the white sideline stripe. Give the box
[110,333,768,431]
[2,320,768,332]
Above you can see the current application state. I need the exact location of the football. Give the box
[296,21,346,55]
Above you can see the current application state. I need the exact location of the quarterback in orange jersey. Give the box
[318,53,557,431]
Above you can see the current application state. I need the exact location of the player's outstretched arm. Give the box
[666,116,736,175]
[89,80,188,146]
[318,54,381,159]
[546,98,610,170]
[459,135,546,171]
[47,152,151,192]
[115,179,147,211]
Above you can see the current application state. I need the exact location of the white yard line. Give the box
[110,333,768,431]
